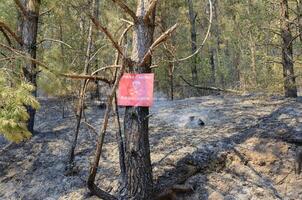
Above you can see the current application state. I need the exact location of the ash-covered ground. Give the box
[1,94,302,200]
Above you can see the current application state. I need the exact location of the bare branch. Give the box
[111,0,137,22]
[87,57,130,199]
[0,21,23,45]
[91,65,122,75]
[0,27,12,46]
[36,38,72,48]
[90,15,125,57]
[167,0,213,63]
[120,18,134,25]
[139,23,178,66]
[180,76,240,93]
[0,43,113,84]
[13,0,28,17]
[82,121,98,136]
[40,6,55,16]
[144,0,158,22]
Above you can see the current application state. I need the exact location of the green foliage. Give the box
[0,72,40,143]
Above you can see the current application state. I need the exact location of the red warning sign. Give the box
[117,73,154,107]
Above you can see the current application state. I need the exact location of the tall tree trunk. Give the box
[249,33,257,87]
[168,62,174,101]
[297,0,302,43]
[93,0,101,100]
[209,49,216,85]
[187,0,198,85]
[234,50,242,89]
[210,0,220,86]
[280,0,298,97]
[19,0,41,133]
[247,0,257,88]
[123,1,155,199]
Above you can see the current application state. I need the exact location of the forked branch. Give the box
[87,58,131,199]
[139,23,178,66]
[111,0,137,22]
[0,21,23,45]
[90,16,125,57]
[0,27,12,46]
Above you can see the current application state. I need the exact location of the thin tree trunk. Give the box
[247,0,257,88]
[280,0,298,97]
[209,49,216,85]
[68,0,97,167]
[187,0,198,85]
[234,50,242,89]
[249,33,257,87]
[168,63,174,101]
[19,0,41,133]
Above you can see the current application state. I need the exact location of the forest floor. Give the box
[1,94,302,200]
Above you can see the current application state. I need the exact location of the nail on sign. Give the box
[117,73,154,107]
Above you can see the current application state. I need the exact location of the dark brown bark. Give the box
[298,0,302,43]
[187,0,198,85]
[18,0,41,133]
[209,0,220,86]
[168,63,174,101]
[280,0,297,98]
[122,1,155,199]
[209,49,216,84]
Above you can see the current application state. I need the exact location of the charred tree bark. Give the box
[280,0,298,98]
[18,0,41,133]
[122,1,155,199]
[187,0,198,85]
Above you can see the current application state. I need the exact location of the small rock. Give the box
[208,191,224,200]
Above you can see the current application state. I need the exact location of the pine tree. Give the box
[0,72,40,143]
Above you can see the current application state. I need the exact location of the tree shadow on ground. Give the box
[154,101,300,199]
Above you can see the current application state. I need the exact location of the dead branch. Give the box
[0,43,113,84]
[0,56,17,62]
[0,27,12,46]
[13,0,28,18]
[87,24,133,198]
[87,58,131,199]
[144,0,158,22]
[82,121,98,136]
[62,74,113,84]
[139,23,178,67]
[166,0,213,63]
[36,38,72,48]
[180,76,240,93]
[87,182,117,200]
[111,0,137,22]
[120,18,134,25]
[90,16,125,57]
[0,21,23,45]
[40,6,55,16]
[91,65,122,75]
